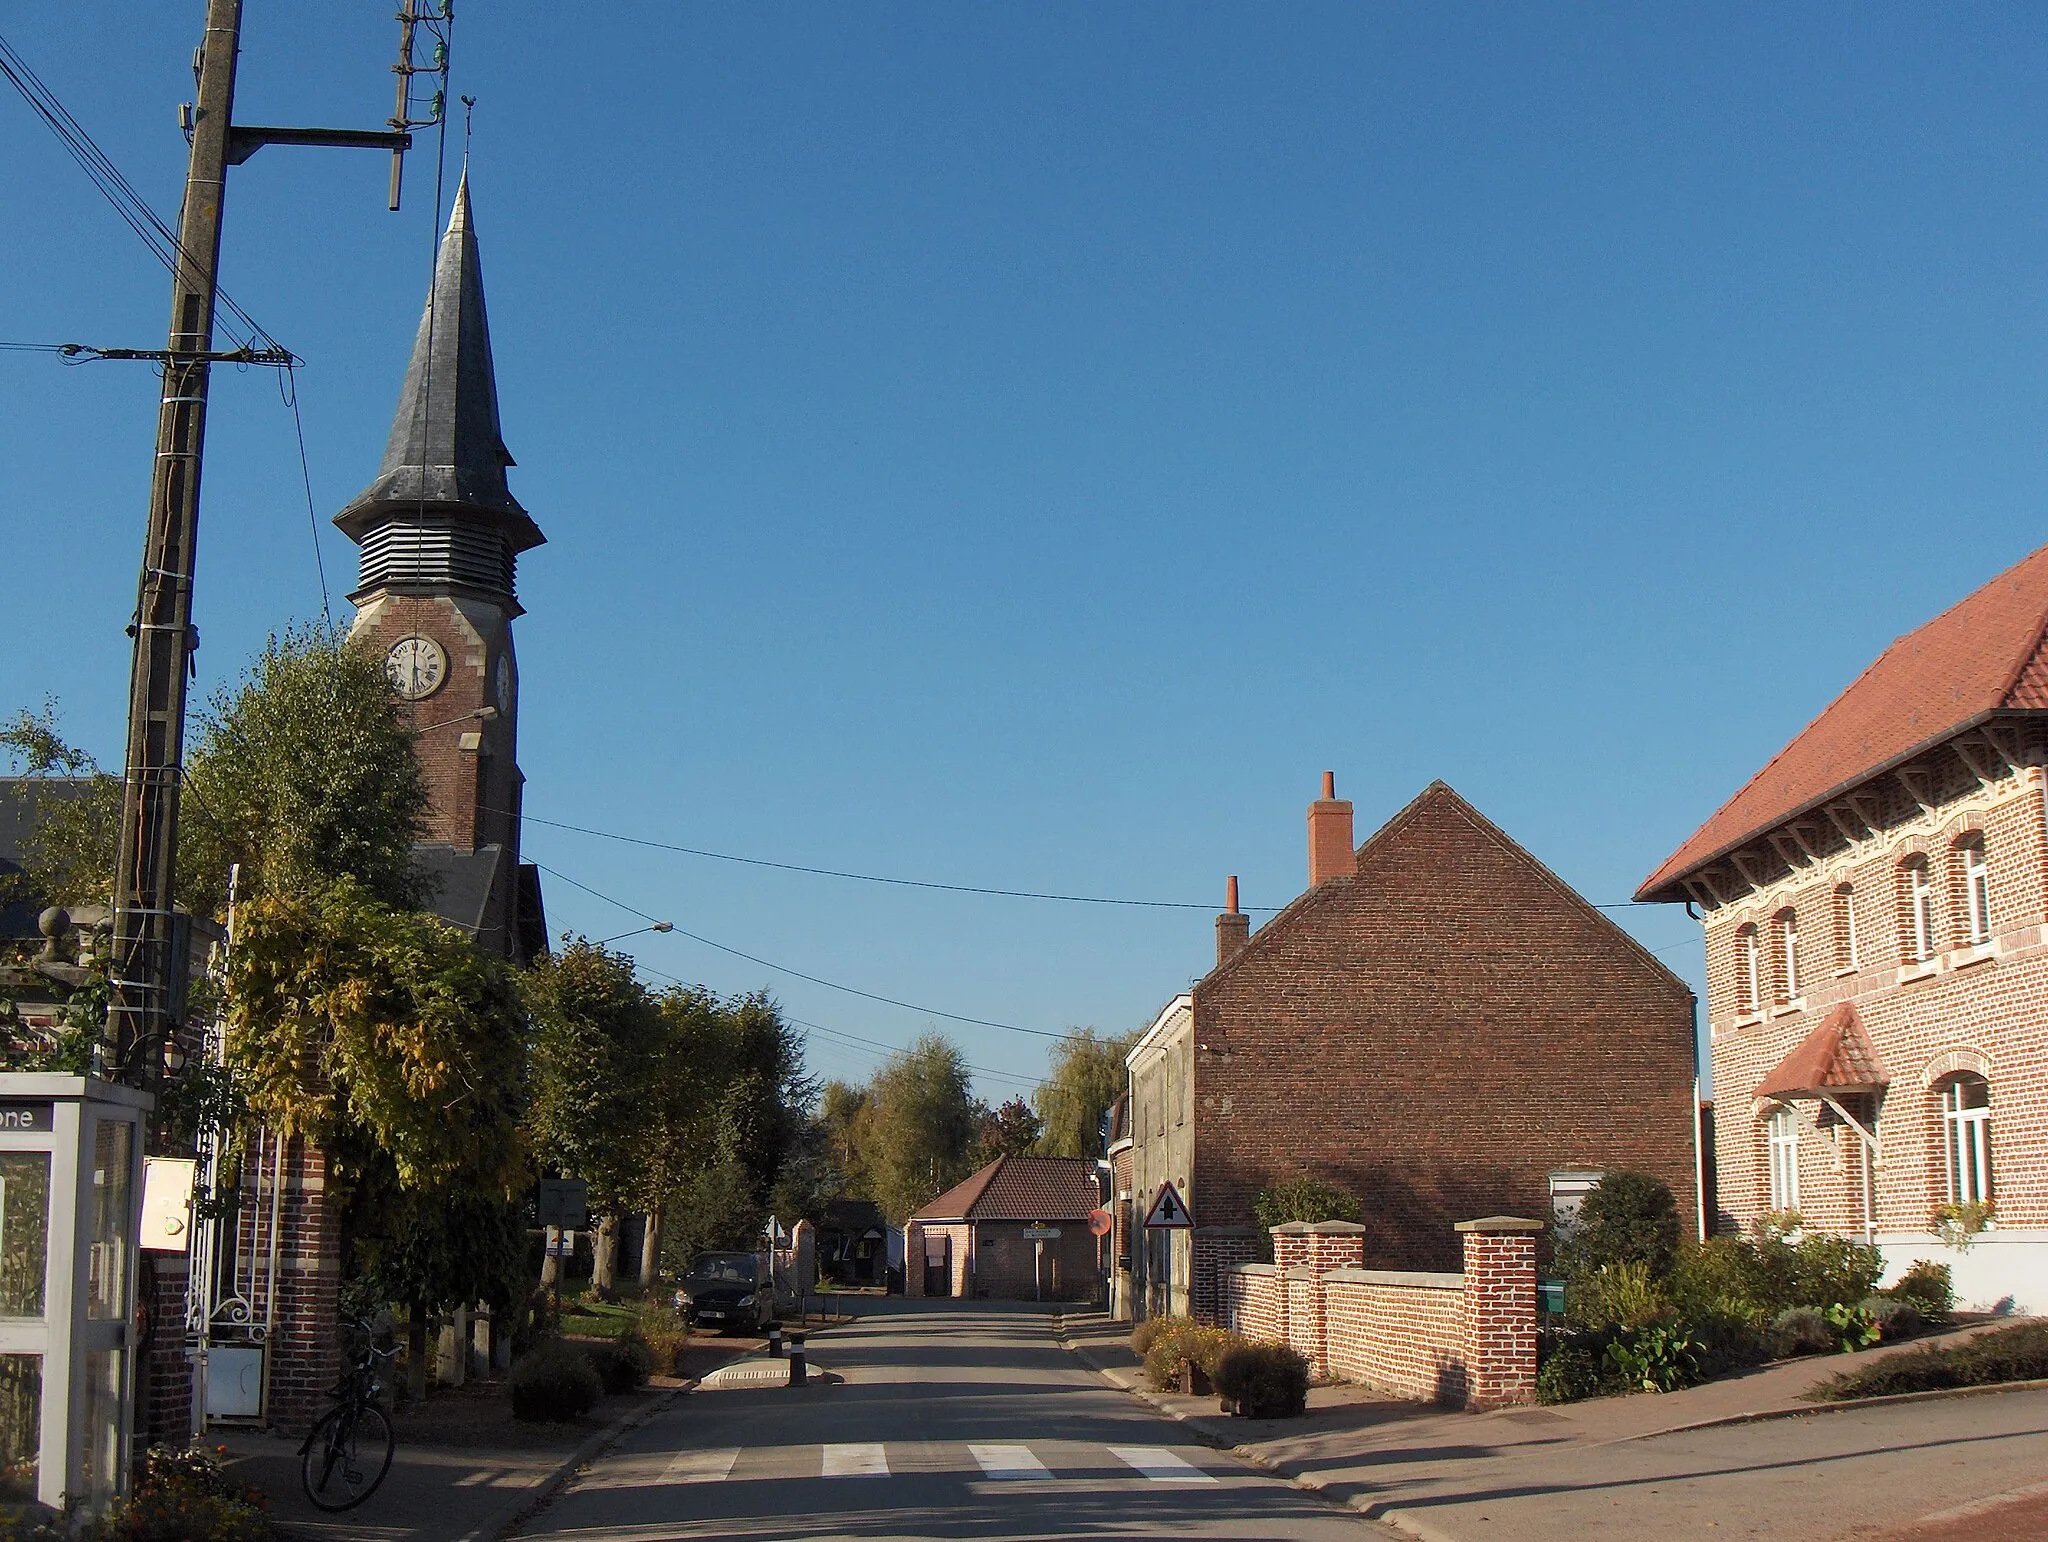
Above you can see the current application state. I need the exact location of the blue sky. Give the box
[5,5,2046,1101]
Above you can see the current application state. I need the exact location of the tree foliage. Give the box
[973,1096,1044,1166]
[1032,1027,1141,1159]
[861,1033,978,1224]
[1252,1175,1364,1231]
[1559,1172,1683,1282]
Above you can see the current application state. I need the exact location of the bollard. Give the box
[787,1333,807,1387]
[767,1324,783,1359]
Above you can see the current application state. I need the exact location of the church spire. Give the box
[335,174,545,596]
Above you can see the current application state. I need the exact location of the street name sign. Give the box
[1144,1182,1194,1229]
[1021,1226,1060,1240]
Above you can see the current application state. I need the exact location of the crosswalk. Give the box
[584,1441,1224,1490]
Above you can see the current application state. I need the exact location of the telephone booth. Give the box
[0,1074,150,1517]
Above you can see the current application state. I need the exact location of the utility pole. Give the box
[104,2,427,1090]
[104,0,243,1089]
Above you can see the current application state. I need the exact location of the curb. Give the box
[459,1380,694,1542]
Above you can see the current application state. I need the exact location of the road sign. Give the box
[1021,1226,1061,1240]
[538,1178,588,1229]
[1087,1208,1113,1237]
[545,1227,576,1258]
[1144,1182,1194,1230]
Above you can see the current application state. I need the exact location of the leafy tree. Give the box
[0,700,121,910]
[818,1080,873,1198]
[1032,1027,1141,1159]
[973,1096,1044,1165]
[860,1034,978,1224]
[1253,1176,1364,1230]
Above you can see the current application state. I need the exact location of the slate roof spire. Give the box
[334,173,545,565]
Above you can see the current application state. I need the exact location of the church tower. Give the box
[335,175,546,961]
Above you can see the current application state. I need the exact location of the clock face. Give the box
[494,653,514,716]
[385,635,448,701]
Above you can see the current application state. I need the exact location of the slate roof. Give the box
[1639,543,2048,901]
[911,1155,1099,1224]
[333,174,544,554]
[1754,1003,1889,1099]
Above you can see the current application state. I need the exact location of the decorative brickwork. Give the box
[1455,1217,1541,1410]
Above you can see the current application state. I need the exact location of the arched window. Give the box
[1767,1107,1800,1211]
[1903,858,1935,963]
[1738,925,1761,1015]
[1776,910,1802,1003]
[1961,841,1992,947]
[1939,1075,1992,1205]
[1833,883,1859,971]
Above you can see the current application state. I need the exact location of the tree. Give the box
[972,1097,1043,1166]
[1032,1027,1141,1159]
[860,1034,978,1225]
[818,1080,873,1199]
[523,942,669,1288]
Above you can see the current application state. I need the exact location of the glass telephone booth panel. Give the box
[0,1075,149,1517]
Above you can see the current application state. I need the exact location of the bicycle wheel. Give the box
[300,1403,396,1511]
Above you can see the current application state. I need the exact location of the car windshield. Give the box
[687,1254,757,1285]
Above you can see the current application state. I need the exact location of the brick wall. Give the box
[263,1137,342,1433]
[1223,1218,1540,1411]
[1191,1228,1258,1323]
[139,1258,192,1444]
[1189,784,1699,1272]
[970,1223,1097,1301]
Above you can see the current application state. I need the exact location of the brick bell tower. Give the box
[334,173,546,962]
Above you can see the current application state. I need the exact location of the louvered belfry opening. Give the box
[359,517,516,598]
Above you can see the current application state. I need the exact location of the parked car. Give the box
[678,1252,774,1333]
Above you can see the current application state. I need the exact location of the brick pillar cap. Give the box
[1271,1221,1315,1235]
[1454,1216,1546,1233]
[1307,1220,1368,1235]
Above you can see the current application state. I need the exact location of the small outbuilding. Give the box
[905,1155,1101,1302]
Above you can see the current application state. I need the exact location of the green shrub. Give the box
[1860,1296,1923,1342]
[1669,1235,1784,1317]
[1536,1339,1611,1404]
[1603,1323,1702,1393]
[1213,1343,1310,1417]
[86,1444,277,1542]
[1824,1303,1881,1352]
[510,1338,604,1421]
[1251,1177,1363,1231]
[1566,1260,1671,1330]
[1562,1172,1682,1281]
[1786,1234,1884,1309]
[1685,1309,1769,1378]
[582,1333,654,1394]
[1810,1321,2048,1402]
[1885,1261,1954,1320]
[1948,1319,2048,1383]
[1768,1307,1836,1358]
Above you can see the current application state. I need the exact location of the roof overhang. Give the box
[1754,1003,1888,1102]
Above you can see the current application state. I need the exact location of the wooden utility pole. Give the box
[105,0,243,1087]
[105,2,421,1089]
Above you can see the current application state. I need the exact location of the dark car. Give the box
[678,1252,774,1333]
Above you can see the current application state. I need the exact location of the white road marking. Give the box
[969,1443,1051,1479]
[658,1447,739,1484]
[822,1443,889,1477]
[1109,1445,1218,1483]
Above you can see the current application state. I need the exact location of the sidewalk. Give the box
[1055,1311,2048,1541]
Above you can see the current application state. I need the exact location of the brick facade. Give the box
[1131,779,1699,1319]
[1678,741,2048,1310]
[1222,1217,1541,1411]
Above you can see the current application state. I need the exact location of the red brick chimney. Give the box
[1216,874,1250,964]
[1308,771,1355,886]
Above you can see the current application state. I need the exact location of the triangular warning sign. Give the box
[1144,1181,1194,1229]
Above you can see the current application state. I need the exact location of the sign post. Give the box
[538,1180,588,1321]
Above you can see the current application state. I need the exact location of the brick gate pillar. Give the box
[1455,1216,1543,1410]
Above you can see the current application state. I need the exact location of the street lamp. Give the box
[594,921,674,946]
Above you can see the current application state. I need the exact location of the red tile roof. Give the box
[1753,1003,1889,1100]
[910,1155,1100,1223]
[1639,544,2048,901]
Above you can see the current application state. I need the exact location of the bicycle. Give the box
[297,1318,400,1511]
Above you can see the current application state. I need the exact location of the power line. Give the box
[512,809,1282,913]
[279,365,331,618]
[529,859,1079,1044]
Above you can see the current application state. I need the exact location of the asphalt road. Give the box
[510,1298,1385,1542]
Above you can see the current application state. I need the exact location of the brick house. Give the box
[1639,544,2048,1312]
[905,1155,1101,1302]
[1127,776,1700,1323]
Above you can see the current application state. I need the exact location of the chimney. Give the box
[1216,874,1250,964]
[1308,770,1355,886]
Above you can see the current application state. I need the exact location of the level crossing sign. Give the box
[1144,1181,1194,1229]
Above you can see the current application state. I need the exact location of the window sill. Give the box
[1951,946,1996,972]
[1897,962,1941,985]
[1833,965,1860,979]
[1772,1002,1807,1019]
[1731,1013,1765,1031]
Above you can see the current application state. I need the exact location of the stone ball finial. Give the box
[38,907,69,939]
